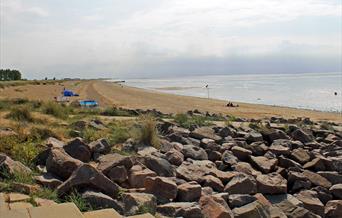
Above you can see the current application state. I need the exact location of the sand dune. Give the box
[0,80,341,122]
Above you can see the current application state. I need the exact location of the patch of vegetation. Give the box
[132,114,160,148]
[65,191,92,212]
[136,204,156,215]
[0,135,43,166]
[29,127,59,140]
[81,128,107,143]
[6,106,35,122]
[31,188,59,202]
[101,107,135,117]
[0,168,34,184]
[174,113,212,129]
[108,122,131,144]
[42,101,71,119]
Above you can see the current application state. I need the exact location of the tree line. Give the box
[0,69,22,81]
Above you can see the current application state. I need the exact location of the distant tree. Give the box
[53,77,56,80]
[0,69,22,81]
[45,77,48,80]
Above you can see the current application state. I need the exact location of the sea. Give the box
[118,72,341,112]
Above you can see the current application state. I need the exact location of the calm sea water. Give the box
[119,72,342,112]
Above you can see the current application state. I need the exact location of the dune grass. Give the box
[42,101,71,119]
[174,113,212,129]
[6,106,35,122]
[132,114,160,148]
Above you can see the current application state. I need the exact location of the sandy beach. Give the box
[0,80,341,122]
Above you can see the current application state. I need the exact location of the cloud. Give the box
[0,0,341,79]
[1,0,49,17]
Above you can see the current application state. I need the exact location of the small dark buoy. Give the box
[334,92,337,96]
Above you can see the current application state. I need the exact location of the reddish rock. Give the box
[249,156,278,174]
[128,165,157,188]
[256,173,287,194]
[144,177,178,201]
[200,195,234,218]
[177,181,202,202]
[202,175,224,192]
[57,164,120,198]
[46,148,83,180]
[224,173,257,194]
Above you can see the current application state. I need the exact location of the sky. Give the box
[0,0,341,79]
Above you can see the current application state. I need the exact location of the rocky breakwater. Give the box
[1,115,342,218]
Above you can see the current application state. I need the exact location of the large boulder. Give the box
[176,160,217,183]
[256,173,287,194]
[269,142,291,156]
[221,151,239,167]
[224,173,257,194]
[231,146,252,161]
[0,153,32,177]
[176,181,202,202]
[243,142,268,156]
[190,127,222,142]
[142,155,175,177]
[329,184,342,199]
[97,153,133,175]
[290,148,311,164]
[122,192,156,216]
[144,176,178,202]
[57,164,120,198]
[231,162,262,178]
[325,200,342,218]
[81,190,123,213]
[317,171,342,185]
[88,138,112,159]
[232,201,270,218]
[128,165,157,188]
[278,155,302,169]
[63,138,91,162]
[34,172,63,189]
[228,194,257,208]
[202,175,224,192]
[246,132,263,144]
[303,170,332,189]
[157,202,203,218]
[291,129,314,144]
[46,148,83,180]
[181,144,208,160]
[268,194,319,218]
[199,195,234,218]
[262,130,289,143]
[249,156,278,174]
[165,149,184,166]
[295,190,324,217]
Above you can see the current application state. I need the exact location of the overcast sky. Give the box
[0,0,341,79]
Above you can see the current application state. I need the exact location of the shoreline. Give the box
[0,79,341,123]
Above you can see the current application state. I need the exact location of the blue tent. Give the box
[63,90,79,97]
[79,100,98,107]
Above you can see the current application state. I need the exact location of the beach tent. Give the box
[63,89,79,97]
[78,100,98,108]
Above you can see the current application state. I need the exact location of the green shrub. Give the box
[42,102,70,119]
[6,106,34,122]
